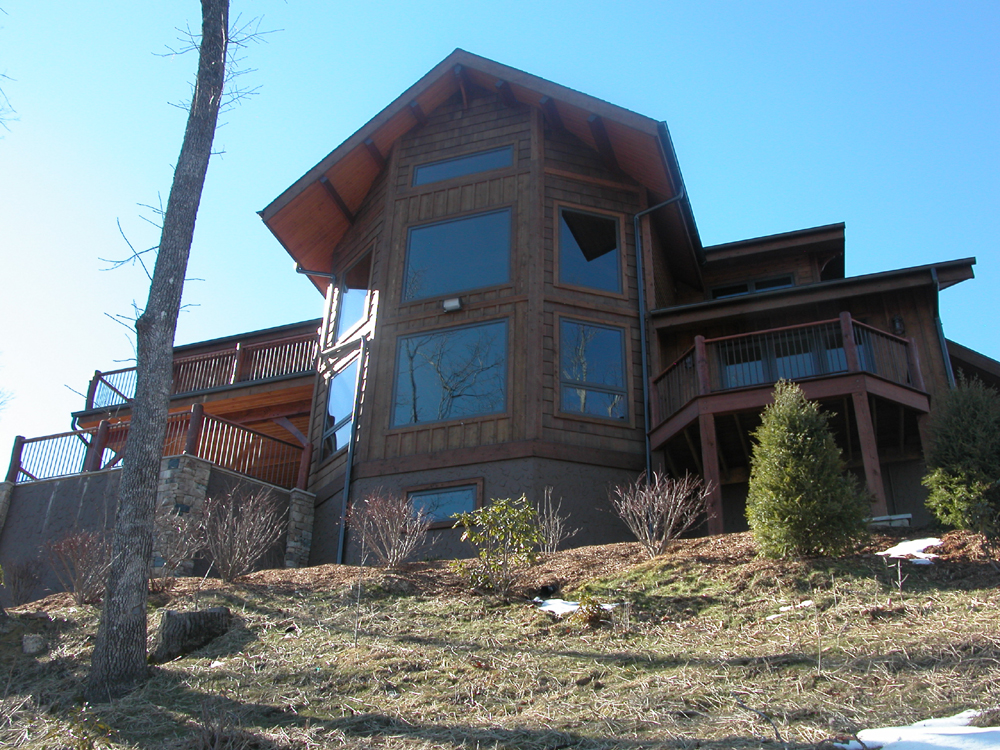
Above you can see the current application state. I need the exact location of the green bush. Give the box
[746,381,868,557]
[453,495,542,596]
[922,375,1000,544]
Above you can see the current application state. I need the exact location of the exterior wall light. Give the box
[891,315,905,336]
[442,297,462,312]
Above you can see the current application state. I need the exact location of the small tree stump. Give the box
[148,607,231,664]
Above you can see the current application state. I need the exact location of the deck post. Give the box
[5,436,25,483]
[85,371,102,410]
[233,343,249,384]
[295,442,313,490]
[83,421,111,472]
[851,391,888,516]
[698,413,724,535]
[694,336,711,395]
[840,312,861,372]
[184,404,205,456]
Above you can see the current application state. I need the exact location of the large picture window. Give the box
[558,208,621,293]
[393,320,508,426]
[559,319,627,420]
[322,356,360,458]
[403,209,511,302]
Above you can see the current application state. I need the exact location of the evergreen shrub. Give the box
[922,375,1000,546]
[452,495,542,596]
[746,380,868,557]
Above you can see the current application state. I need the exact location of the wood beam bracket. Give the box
[408,100,428,128]
[587,113,620,172]
[453,64,470,109]
[363,137,385,171]
[538,96,564,131]
[319,176,355,225]
[495,79,519,110]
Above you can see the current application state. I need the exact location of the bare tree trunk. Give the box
[85,0,229,702]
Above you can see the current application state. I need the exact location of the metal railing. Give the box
[7,406,307,489]
[650,313,922,428]
[84,333,317,410]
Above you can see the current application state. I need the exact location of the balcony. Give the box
[6,404,309,490]
[84,332,317,411]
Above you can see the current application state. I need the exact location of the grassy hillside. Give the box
[0,531,997,749]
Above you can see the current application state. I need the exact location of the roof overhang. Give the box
[651,257,976,330]
[259,49,700,291]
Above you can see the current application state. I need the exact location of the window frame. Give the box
[405,478,484,529]
[390,317,510,429]
[553,203,627,299]
[321,348,362,461]
[401,207,514,304]
[710,274,794,300]
[556,315,632,425]
[411,145,515,187]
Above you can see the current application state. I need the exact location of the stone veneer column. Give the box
[153,455,212,575]
[284,488,315,568]
[0,481,13,538]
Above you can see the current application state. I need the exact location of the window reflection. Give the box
[323,357,359,458]
[559,209,621,293]
[559,320,627,420]
[393,320,507,426]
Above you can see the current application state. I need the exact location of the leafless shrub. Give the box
[536,486,578,554]
[203,488,286,583]
[152,503,207,591]
[352,489,430,568]
[610,471,712,558]
[45,530,111,605]
[3,558,41,606]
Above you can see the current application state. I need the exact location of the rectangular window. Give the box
[408,484,478,525]
[334,253,372,341]
[711,275,793,300]
[559,319,627,420]
[558,208,621,293]
[393,320,507,426]
[403,209,511,302]
[322,356,360,458]
[412,146,513,186]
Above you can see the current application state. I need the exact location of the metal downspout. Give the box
[336,337,368,564]
[931,268,956,388]
[633,184,687,481]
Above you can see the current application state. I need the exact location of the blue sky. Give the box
[1,1,997,455]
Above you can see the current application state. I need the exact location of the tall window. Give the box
[393,320,508,426]
[560,319,627,420]
[334,253,372,341]
[323,356,360,458]
[403,209,511,302]
[558,208,621,293]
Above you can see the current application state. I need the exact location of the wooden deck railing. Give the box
[6,405,308,489]
[85,333,317,410]
[650,312,923,429]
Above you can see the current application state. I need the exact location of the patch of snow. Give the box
[533,598,617,618]
[878,538,942,562]
[766,599,814,620]
[838,710,999,750]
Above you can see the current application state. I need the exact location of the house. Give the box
[2,50,996,584]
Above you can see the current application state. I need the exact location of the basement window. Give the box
[407,484,478,526]
[558,208,621,293]
[412,146,513,186]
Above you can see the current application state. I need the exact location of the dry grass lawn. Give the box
[0,530,997,749]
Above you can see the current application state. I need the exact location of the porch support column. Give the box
[851,391,888,517]
[699,413,724,535]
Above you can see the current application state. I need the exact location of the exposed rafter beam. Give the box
[587,113,620,172]
[453,64,470,109]
[495,79,519,109]
[538,96,564,131]
[363,137,385,171]
[319,176,355,225]
[408,100,428,128]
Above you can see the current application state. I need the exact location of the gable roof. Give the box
[259,49,700,289]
